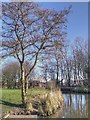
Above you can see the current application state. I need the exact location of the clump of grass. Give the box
[27,88,49,97]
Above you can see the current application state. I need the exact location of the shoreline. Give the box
[61,87,90,94]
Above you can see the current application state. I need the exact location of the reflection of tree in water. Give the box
[49,94,88,118]
[63,94,88,118]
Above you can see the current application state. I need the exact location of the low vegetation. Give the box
[1,88,64,117]
[1,88,49,117]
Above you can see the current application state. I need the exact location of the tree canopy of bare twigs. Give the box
[1,2,71,105]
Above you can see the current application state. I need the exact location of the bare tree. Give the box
[2,62,20,88]
[2,2,71,105]
[53,47,64,85]
[71,37,88,86]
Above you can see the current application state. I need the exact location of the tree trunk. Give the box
[45,68,47,82]
[20,64,26,106]
[15,79,17,89]
[56,60,59,86]
[68,73,71,87]
[25,77,28,95]
[66,60,71,87]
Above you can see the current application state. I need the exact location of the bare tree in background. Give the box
[2,62,20,88]
[2,61,36,89]
[71,38,88,86]
[2,2,71,105]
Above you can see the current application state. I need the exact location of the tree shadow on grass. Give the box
[0,100,24,108]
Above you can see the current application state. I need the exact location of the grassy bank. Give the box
[0,88,49,117]
[0,89,21,117]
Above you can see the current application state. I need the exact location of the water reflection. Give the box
[50,94,88,118]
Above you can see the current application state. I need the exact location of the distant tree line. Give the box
[2,37,88,89]
[40,37,88,87]
[2,61,35,89]
[2,62,20,88]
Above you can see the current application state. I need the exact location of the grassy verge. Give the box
[0,88,49,117]
[0,89,21,117]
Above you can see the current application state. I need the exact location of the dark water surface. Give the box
[49,94,89,118]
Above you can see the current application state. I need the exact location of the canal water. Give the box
[49,94,89,118]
